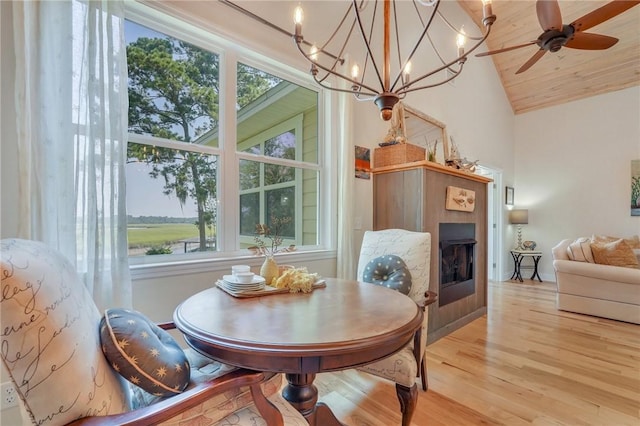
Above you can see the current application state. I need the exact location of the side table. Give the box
[510,250,543,282]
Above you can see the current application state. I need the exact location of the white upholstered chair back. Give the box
[356,229,433,426]
[357,228,431,306]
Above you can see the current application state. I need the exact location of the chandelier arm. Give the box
[317,5,363,80]
[395,26,490,93]
[359,0,378,92]
[393,0,403,83]
[436,10,485,41]
[353,92,378,102]
[353,0,386,90]
[313,61,380,95]
[222,0,346,64]
[294,41,363,87]
[295,42,381,95]
[426,32,449,67]
[314,67,337,85]
[328,19,359,79]
[400,63,465,94]
[319,3,355,52]
[390,0,441,92]
[312,74,379,97]
[411,0,426,27]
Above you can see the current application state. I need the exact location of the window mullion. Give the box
[219,50,239,252]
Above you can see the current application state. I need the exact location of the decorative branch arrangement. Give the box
[248,216,296,257]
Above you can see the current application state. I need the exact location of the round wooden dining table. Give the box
[173,278,423,426]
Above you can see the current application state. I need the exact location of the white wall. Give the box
[514,86,640,281]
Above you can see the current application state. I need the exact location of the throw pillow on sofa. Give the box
[566,237,594,263]
[590,239,639,269]
[624,235,640,249]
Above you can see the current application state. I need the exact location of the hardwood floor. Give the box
[314,280,640,425]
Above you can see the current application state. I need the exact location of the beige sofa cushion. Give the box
[566,237,594,263]
[591,234,619,243]
[591,239,639,269]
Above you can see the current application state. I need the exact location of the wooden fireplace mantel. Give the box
[372,160,493,184]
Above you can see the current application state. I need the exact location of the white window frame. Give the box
[124,2,333,271]
[237,114,304,247]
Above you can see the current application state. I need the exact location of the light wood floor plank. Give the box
[315,280,640,425]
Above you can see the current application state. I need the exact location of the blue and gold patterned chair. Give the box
[356,229,437,426]
[0,238,306,426]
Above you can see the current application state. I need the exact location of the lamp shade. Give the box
[509,209,529,225]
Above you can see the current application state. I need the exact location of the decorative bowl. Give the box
[234,271,255,283]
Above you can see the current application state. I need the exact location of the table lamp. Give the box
[509,209,528,250]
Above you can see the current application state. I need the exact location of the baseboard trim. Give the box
[427,307,487,344]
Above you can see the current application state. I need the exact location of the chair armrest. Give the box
[65,369,277,426]
[420,291,438,310]
[412,291,437,366]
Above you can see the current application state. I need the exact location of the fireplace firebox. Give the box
[439,223,477,306]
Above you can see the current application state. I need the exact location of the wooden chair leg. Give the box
[250,382,284,426]
[395,383,418,426]
[420,356,428,391]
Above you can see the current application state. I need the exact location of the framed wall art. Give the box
[505,186,514,206]
[355,146,371,180]
[445,186,475,212]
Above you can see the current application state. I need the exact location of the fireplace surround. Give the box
[439,223,476,306]
[372,160,490,343]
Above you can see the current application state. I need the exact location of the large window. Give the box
[124,16,321,261]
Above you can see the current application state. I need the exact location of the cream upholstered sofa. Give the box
[551,237,640,324]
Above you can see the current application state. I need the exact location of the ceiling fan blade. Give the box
[475,41,537,57]
[516,49,547,74]
[536,0,563,30]
[571,0,640,33]
[565,32,619,50]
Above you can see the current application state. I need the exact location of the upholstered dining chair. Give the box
[356,229,437,426]
[0,238,306,426]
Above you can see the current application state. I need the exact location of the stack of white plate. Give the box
[220,274,266,292]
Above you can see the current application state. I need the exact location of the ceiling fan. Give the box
[476,0,640,74]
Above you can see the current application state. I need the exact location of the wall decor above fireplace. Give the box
[445,186,475,212]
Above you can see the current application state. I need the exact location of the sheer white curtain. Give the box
[13,0,131,310]
[336,75,357,280]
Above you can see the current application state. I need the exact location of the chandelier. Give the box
[293,0,496,120]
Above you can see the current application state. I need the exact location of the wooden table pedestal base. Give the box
[283,373,345,426]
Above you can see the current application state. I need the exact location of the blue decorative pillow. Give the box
[100,308,190,397]
[363,255,412,295]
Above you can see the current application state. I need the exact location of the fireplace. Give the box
[439,223,477,306]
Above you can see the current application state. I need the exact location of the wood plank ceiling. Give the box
[457,0,640,114]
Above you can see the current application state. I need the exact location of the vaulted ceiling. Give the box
[457,0,640,114]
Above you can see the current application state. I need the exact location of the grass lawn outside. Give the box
[128,223,200,249]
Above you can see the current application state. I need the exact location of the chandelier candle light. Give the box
[293,0,496,120]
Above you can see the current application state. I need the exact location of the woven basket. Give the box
[374,143,426,167]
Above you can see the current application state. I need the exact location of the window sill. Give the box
[130,249,337,281]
